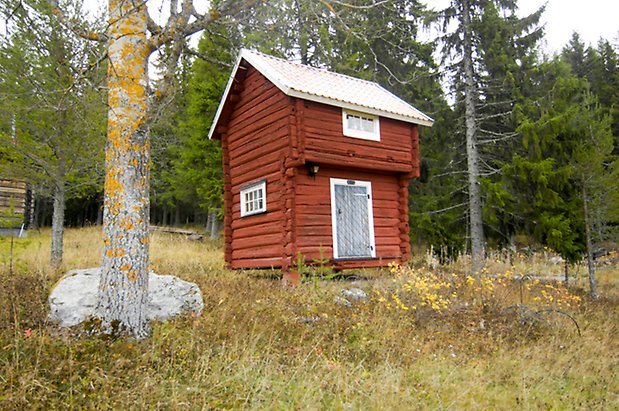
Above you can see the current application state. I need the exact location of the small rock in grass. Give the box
[334,288,368,308]
[334,295,353,308]
[341,288,368,302]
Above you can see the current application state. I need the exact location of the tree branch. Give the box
[48,0,106,42]
[424,202,467,215]
[184,48,232,68]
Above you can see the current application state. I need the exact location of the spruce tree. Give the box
[434,0,544,272]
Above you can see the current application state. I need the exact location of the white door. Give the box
[330,178,376,259]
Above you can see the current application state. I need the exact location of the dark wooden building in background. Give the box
[0,179,33,236]
[209,49,433,272]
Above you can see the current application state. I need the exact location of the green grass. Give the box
[1,227,617,409]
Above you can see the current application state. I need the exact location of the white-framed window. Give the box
[342,109,380,141]
[240,179,266,217]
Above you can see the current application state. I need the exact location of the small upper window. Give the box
[342,109,380,141]
[240,179,266,217]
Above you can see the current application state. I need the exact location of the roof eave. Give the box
[286,89,435,127]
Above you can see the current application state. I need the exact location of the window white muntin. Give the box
[342,109,380,141]
[240,179,266,217]
[330,178,377,259]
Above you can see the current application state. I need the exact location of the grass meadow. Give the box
[1,227,617,409]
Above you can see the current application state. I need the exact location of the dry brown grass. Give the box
[0,227,617,409]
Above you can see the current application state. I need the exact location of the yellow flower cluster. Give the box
[378,264,453,313]
[533,283,582,309]
[376,262,583,315]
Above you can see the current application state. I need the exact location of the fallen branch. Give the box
[149,226,202,237]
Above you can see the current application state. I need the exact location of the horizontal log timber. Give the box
[296,235,333,247]
[234,221,283,239]
[230,257,284,269]
[227,89,288,134]
[376,236,401,246]
[296,214,331,227]
[233,233,282,251]
[230,167,280,188]
[231,210,283,230]
[0,179,27,187]
[304,137,411,166]
[375,226,400,237]
[228,122,288,157]
[0,197,26,206]
[0,186,28,195]
[332,257,402,270]
[304,151,412,173]
[232,244,283,260]
[228,107,290,148]
[229,72,277,113]
[229,152,283,177]
[304,125,411,160]
[375,248,402,258]
[229,135,288,168]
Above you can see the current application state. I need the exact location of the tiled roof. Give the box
[209,49,434,139]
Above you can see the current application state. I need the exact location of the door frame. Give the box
[330,178,376,259]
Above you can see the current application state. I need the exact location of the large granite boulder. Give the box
[48,268,204,328]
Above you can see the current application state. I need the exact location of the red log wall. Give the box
[224,67,291,269]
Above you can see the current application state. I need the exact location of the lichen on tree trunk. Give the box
[96,0,151,338]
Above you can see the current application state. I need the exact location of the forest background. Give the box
[0,0,617,269]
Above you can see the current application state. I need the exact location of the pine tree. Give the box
[0,1,106,266]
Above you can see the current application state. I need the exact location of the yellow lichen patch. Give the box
[105,248,126,258]
[111,136,130,151]
[120,263,131,271]
[105,174,124,198]
[139,237,149,245]
[127,270,138,281]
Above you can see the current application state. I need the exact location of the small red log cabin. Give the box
[209,49,433,273]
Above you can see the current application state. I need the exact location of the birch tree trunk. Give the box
[96,0,151,338]
[50,182,65,267]
[461,0,485,276]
